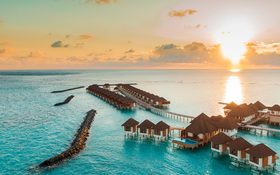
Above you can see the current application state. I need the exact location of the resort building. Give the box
[226,103,257,123]
[154,121,170,140]
[121,118,139,136]
[223,102,238,116]
[228,137,253,161]
[137,119,155,138]
[117,84,170,108]
[210,132,233,155]
[267,105,280,125]
[181,113,219,146]
[246,143,277,170]
[210,115,239,136]
[87,84,136,110]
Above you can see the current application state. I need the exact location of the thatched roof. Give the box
[210,116,239,130]
[184,113,218,134]
[228,137,252,151]
[254,101,266,110]
[211,132,233,145]
[121,118,139,127]
[268,104,280,111]
[154,121,170,131]
[138,119,155,130]
[246,143,276,158]
[223,102,238,110]
[227,103,256,119]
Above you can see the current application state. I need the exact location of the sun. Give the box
[214,19,254,66]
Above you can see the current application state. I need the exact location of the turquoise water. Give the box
[1,70,280,175]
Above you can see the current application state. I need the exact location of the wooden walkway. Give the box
[243,124,280,134]
[118,87,194,122]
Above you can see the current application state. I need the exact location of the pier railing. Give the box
[118,87,194,122]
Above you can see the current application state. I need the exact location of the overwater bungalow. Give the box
[223,102,238,116]
[228,137,253,161]
[117,84,170,108]
[267,105,280,125]
[137,119,155,138]
[154,121,170,140]
[181,113,218,146]
[246,143,277,170]
[87,84,136,110]
[122,118,139,136]
[210,132,233,155]
[226,103,257,123]
[211,115,239,136]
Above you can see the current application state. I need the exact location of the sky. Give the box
[1,0,280,70]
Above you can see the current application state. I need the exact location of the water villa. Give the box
[228,137,253,161]
[117,84,170,108]
[121,118,171,140]
[210,115,239,136]
[137,119,155,138]
[154,121,170,140]
[224,101,280,126]
[121,118,139,136]
[225,103,257,123]
[246,143,277,170]
[210,132,233,155]
[267,105,280,125]
[87,84,136,110]
[180,113,219,147]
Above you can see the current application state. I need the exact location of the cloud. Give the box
[169,9,197,17]
[85,0,117,4]
[151,42,209,63]
[51,41,69,48]
[186,24,207,29]
[28,51,44,58]
[125,49,135,53]
[0,41,9,46]
[80,34,93,40]
[0,49,5,54]
[242,42,280,66]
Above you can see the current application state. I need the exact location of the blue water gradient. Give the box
[1,70,280,175]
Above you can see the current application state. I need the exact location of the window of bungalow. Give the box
[212,144,219,150]
[140,128,146,133]
[124,126,130,131]
[230,149,237,156]
[155,130,160,135]
[250,156,258,164]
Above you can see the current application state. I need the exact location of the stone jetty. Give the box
[51,86,85,93]
[54,95,75,106]
[38,109,97,168]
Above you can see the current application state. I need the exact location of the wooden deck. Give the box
[118,87,194,122]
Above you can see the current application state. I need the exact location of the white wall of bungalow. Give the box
[221,129,237,137]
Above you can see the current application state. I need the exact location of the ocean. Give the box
[0,69,280,175]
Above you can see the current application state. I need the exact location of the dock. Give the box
[51,86,85,93]
[242,124,280,134]
[118,86,194,122]
[87,85,136,110]
[38,109,96,168]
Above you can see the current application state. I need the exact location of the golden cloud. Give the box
[169,9,197,17]
[79,34,93,40]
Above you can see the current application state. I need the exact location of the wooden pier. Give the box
[242,124,280,134]
[118,87,194,122]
